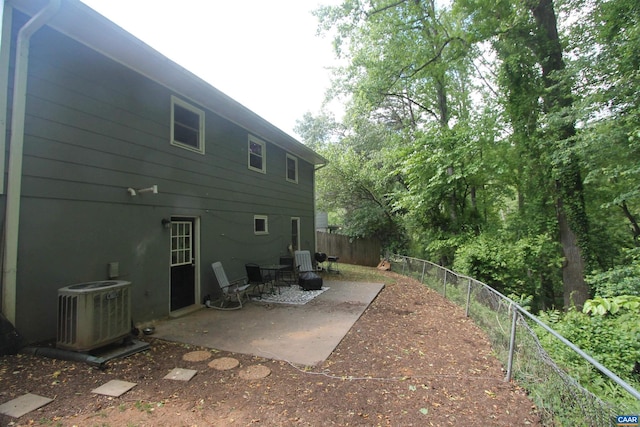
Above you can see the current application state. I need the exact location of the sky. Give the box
[78,0,342,138]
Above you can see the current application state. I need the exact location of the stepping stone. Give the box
[163,368,197,381]
[92,380,137,397]
[182,350,212,362]
[238,364,271,380]
[0,393,52,418]
[208,357,240,371]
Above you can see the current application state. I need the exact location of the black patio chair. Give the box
[279,256,297,285]
[245,263,276,295]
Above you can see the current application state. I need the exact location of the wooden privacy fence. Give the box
[316,231,380,267]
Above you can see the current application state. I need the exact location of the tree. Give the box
[310,0,638,311]
[295,112,408,252]
[575,0,640,247]
[316,0,491,263]
[294,111,344,151]
[455,0,592,308]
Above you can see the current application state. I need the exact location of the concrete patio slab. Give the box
[152,280,384,366]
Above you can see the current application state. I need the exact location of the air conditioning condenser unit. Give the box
[57,280,131,351]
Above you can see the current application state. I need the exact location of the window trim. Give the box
[254,215,269,235]
[248,135,266,173]
[171,95,205,154]
[286,154,298,183]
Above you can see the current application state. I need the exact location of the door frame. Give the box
[169,215,201,313]
[291,217,301,252]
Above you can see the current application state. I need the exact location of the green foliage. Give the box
[310,0,640,310]
[298,113,409,252]
[583,296,640,316]
[587,248,640,297]
[453,232,562,310]
[537,308,640,406]
[573,0,640,250]
[590,269,640,298]
[294,111,344,150]
[507,293,533,312]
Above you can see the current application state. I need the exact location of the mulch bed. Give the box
[0,269,540,426]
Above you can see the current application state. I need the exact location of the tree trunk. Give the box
[620,201,640,244]
[539,270,557,311]
[529,0,591,308]
[557,197,589,308]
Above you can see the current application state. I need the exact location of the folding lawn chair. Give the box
[208,262,252,310]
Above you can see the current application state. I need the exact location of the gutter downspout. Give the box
[2,0,61,324]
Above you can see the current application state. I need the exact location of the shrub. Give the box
[587,248,640,297]
[453,232,561,310]
[537,305,640,406]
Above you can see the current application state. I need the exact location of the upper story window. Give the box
[248,135,266,173]
[171,96,205,154]
[286,154,298,183]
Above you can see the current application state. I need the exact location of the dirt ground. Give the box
[0,269,540,426]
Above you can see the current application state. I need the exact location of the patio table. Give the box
[260,264,289,290]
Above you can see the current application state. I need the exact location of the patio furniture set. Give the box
[207,250,336,310]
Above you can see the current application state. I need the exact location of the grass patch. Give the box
[321,263,396,285]
[134,401,154,413]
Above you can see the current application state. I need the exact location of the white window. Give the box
[171,96,205,154]
[248,135,266,173]
[286,154,298,183]
[254,215,268,235]
[170,220,193,266]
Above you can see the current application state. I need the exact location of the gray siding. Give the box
[9,17,316,342]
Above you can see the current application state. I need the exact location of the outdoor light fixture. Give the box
[137,185,158,194]
[161,218,171,229]
[127,185,158,196]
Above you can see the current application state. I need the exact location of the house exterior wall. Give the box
[6,12,317,343]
